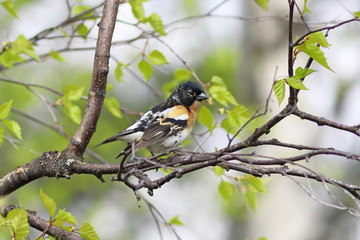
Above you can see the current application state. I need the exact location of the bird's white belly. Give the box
[148,129,190,154]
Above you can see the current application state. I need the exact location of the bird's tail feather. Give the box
[95,128,139,147]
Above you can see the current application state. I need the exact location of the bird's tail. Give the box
[94,136,118,147]
[95,128,139,147]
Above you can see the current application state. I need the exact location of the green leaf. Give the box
[197,105,214,132]
[129,0,147,20]
[0,49,24,68]
[104,97,122,118]
[145,13,167,36]
[73,5,93,17]
[244,190,257,210]
[306,32,331,48]
[355,11,360,18]
[148,50,168,65]
[221,104,250,135]
[106,84,113,91]
[79,222,101,240]
[213,166,225,177]
[1,0,19,18]
[294,67,315,79]
[6,208,29,240]
[244,175,267,193]
[209,76,237,107]
[114,62,124,82]
[254,0,269,10]
[76,23,90,37]
[63,85,84,101]
[40,189,57,218]
[168,215,184,226]
[138,59,153,82]
[286,77,308,90]
[64,102,82,124]
[159,168,173,175]
[49,50,66,62]
[296,43,331,70]
[0,126,4,144]
[218,180,235,201]
[3,120,22,140]
[273,79,285,105]
[303,0,311,13]
[13,35,41,62]
[174,68,191,80]
[54,209,77,227]
[0,99,12,119]
[295,32,332,70]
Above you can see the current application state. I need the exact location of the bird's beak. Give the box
[196,92,209,101]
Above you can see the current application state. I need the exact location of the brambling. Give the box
[99,81,208,158]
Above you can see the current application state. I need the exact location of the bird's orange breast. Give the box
[188,101,201,129]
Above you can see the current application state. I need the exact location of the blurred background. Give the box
[0,0,360,239]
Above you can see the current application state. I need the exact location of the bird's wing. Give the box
[135,118,187,150]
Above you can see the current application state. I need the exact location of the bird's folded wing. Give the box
[135,118,186,150]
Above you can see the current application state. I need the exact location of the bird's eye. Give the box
[187,90,195,96]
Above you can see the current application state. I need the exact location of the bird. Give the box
[98,81,209,158]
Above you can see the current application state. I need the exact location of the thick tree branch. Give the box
[66,0,120,156]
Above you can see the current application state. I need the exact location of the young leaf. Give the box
[244,175,267,193]
[218,180,235,201]
[63,86,84,101]
[273,79,285,105]
[0,126,4,144]
[40,189,57,218]
[104,97,122,118]
[49,50,66,62]
[145,13,167,36]
[64,102,82,124]
[1,0,19,18]
[213,166,225,177]
[306,32,330,48]
[197,105,214,132]
[76,23,90,37]
[54,209,77,227]
[0,99,13,120]
[129,0,147,21]
[6,208,29,240]
[148,50,168,65]
[79,222,101,240]
[254,0,269,10]
[73,5,93,17]
[303,0,311,13]
[296,44,331,70]
[168,215,184,226]
[138,59,153,82]
[13,35,41,62]
[244,189,257,210]
[294,67,315,79]
[286,77,308,90]
[174,68,191,80]
[3,120,22,140]
[295,32,332,70]
[115,62,124,81]
[209,76,237,107]
[355,11,360,18]
[221,104,250,132]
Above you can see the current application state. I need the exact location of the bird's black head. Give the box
[172,81,208,107]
